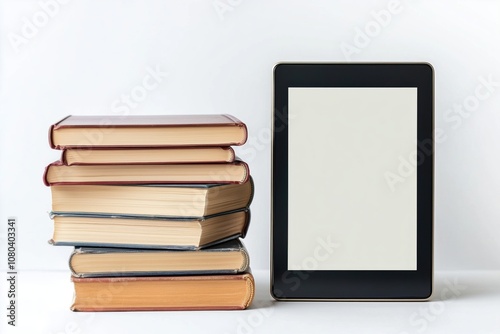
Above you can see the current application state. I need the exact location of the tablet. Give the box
[272,63,433,300]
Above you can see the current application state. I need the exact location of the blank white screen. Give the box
[288,87,417,271]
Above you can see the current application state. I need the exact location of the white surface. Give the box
[288,87,417,270]
[1,269,500,334]
[0,0,499,271]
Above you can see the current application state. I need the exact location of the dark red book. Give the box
[48,114,248,149]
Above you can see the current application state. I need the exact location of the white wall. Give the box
[0,0,499,271]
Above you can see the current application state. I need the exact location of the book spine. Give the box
[241,209,251,239]
[68,248,82,277]
[236,161,250,184]
[238,245,250,272]
[60,150,68,165]
[43,161,65,186]
[48,115,71,149]
[42,163,51,186]
[246,176,255,207]
[224,147,236,162]
[242,273,255,309]
[222,114,248,145]
[48,124,56,149]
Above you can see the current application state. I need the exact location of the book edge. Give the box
[222,114,248,145]
[49,115,71,149]
[239,241,250,272]
[242,273,256,309]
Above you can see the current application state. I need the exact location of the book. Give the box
[61,147,236,165]
[43,160,249,185]
[50,178,253,217]
[49,209,250,249]
[69,239,250,277]
[49,114,248,149]
[70,272,255,311]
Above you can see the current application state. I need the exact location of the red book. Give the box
[43,160,250,186]
[48,114,248,149]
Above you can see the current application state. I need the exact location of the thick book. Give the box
[49,114,248,149]
[70,272,255,311]
[49,209,250,249]
[43,160,249,185]
[69,239,250,277]
[61,147,236,165]
[50,178,253,217]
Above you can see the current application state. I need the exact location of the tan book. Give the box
[61,147,236,165]
[50,209,250,250]
[49,114,248,149]
[43,160,249,185]
[49,178,253,217]
[69,239,250,277]
[71,272,255,311]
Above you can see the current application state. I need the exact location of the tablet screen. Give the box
[288,87,418,271]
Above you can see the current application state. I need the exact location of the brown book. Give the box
[49,209,250,249]
[49,114,248,149]
[70,272,255,311]
[43,160,250,185]
[50,177,253,217]
[61,147,236,165]
[69,239,250,277]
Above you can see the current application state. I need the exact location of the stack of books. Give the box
[44,115,255,311]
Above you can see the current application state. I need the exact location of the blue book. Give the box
[69,239,250,278]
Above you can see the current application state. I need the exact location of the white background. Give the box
[0,0,499,333]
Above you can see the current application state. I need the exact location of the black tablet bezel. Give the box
[272,63,433,300]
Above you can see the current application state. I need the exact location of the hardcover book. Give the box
[61,147,236,165]
[70,272,255,311]
[49,178,253,217]
[49,114,248,149]
[43,160,250,185]
[69,239,250,277]
[49,209,250,249]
